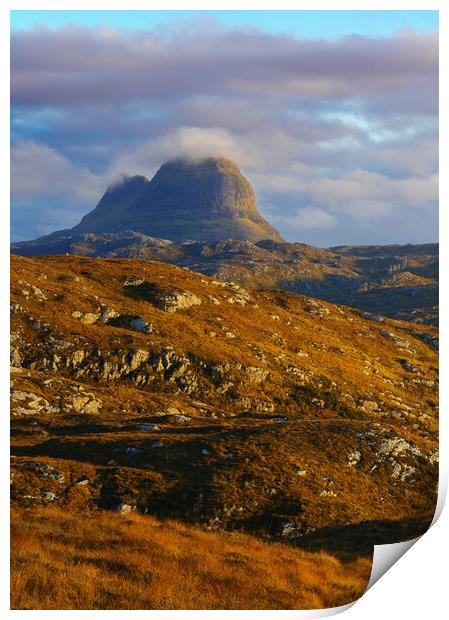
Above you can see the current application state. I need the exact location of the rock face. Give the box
[30,157,284,244]
[74,175,150,235]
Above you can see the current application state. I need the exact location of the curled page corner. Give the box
[366,464,447,593]
[367,536,420,590]
[430,468,447,527]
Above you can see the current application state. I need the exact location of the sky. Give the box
[10,10,439,246]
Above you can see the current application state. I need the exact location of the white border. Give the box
[2,2,446,618]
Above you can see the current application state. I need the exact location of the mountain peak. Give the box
[106,174,149,192]
[68,157,284,243]
[160,156,242,173]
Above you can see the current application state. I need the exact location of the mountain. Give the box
[27,157,284,243]
[12,233,439,326]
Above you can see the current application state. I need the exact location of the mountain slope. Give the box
[73,175,150,233]
[10,254,438,546]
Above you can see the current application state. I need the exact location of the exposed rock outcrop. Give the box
[124,280,201,313]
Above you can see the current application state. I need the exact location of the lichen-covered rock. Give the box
[10,346,22,367]
[11,390,55,416]
[410,329,439,350]
[379,330,410,349]
[280,521,300,538]
[71,311,99,324]
[41,491,56,502]
[125,447,141,455]
[347,449,362,466]
[304,299,330,317]
[360,400,379,413]
[125,280,201,313]
[128,349,149,371]
[391,463,416,482]
[100,306,120,322]
[138,424,160,431]
[71,394,102,414]
[155,289,201,313]
[106,314,152,333]
[117,503,136,514]
[400,359,419,373]
[237,397,274,413]
[155,406,181,417]
[18,281,47,301]
[244,366,269,384]
[129,318,152,332]
[10,302,23,315]
[377,437,423,459]
[319,490,337,497]
[363,312,384,323]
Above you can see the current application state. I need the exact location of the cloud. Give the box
[307,169,437,209]
[10,21,438,246]
[11,26,437,111]
[282,207,338,230]
[11,140,104,203]
[107,126,248,179]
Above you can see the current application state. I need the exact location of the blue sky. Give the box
[11,9,438,38]
[10,10,438,246]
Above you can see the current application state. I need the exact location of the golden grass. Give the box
[11,506,371,610]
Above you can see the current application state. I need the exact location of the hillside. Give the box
[10,253,439,608]
[11,255,438,543]
[11,505,371,609]
[11,237,438,326]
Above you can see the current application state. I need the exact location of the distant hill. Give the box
[12,232,439,326]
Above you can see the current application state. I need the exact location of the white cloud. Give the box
[11,140,104,204]
[107,126,248,180]
[286,207,337,230]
